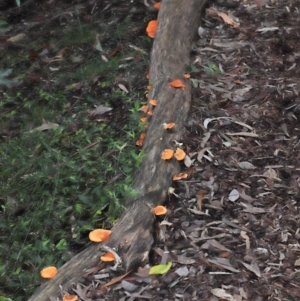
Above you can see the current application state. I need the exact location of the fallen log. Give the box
[28,0,207,299]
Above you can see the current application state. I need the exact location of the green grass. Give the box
[0,104,144,299]
[0,3,152,298]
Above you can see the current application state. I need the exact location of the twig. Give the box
[100,245,122,271]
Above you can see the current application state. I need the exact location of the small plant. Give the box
[204,62,224,77]
[0,2,149,299]
[0,19,11,33]
[0,103,143,300]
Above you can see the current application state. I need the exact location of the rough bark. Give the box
[28,0,207,300]
[108,0,208,271]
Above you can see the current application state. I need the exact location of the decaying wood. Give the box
[28,0,207,300]
[108,0,208,271]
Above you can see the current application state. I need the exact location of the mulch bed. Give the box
[79,1,300,300]
[4,0,300,300]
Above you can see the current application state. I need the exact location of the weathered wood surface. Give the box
[108,0,208,271]
[28,0,207,299]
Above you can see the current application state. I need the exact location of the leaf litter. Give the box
[3,0,300,300]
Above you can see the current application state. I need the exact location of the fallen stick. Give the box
[28,0,207,299]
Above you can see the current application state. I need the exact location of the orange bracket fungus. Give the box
[149,99,158,106]
[161,149,174,160]
[40,266,58,279]
[99,245,122,270]
[63,294,78,301]
[183,73,191,79]
[147,110,154,116]
[146,20,158,38]
[169,79,186,90]
[174,148,186,161]
[101,252,115,262]
[163,122,175,129]
[140,105,148,114]
[140,116,147,123]
[172,173,188,181]
[153,205,167,216]
[153,2,161,9]
[89,229,112,243]
[136,133,146,146]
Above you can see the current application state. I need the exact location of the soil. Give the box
[2,0,300,300]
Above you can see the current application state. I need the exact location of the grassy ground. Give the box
[0,1,154,299]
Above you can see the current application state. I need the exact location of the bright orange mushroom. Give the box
[163,122,175,129]
[63,294,78,301]
[184,73,191,79]
[136,133,146,146]
[174,148,186,161]
[161,149,174,160]
[147,110,153,116]
[153,2,161,9]
[101,252,115,262]
[149,99,157,106]
[147,85,152,90]
[169,79,186,90]
[40,266,58,279]
[153,205,167,216]
[140,116,147,122]
[140,105,148,113]
[89,229,111,243]
[146,20,158,38]
[172,173,188,181]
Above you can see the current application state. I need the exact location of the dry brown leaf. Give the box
[240,231,250,251]
[211,288,235,300]
[217,12,239,28]
[226,132,259,137]
[208,258,240,273]
[7,33,26,43]
[243,207,267,214]
[101,271,131,288]
[206,8,239,29]
[239,189,254,202]
[118,83,129,94]
[29,123,59,133]
[183,155,193,167]
[241,261,261,277]
[197,190,204,210]
[89,105,112,116]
